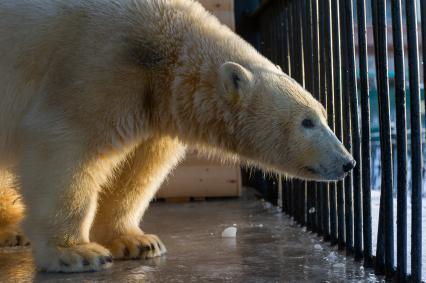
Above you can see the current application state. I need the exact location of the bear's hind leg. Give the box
[0,172,29,246]
[91,137,185,260]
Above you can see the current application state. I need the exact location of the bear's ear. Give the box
[219,62,253,95]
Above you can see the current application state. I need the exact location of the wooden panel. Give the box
[157,158,241,198]
[198,0,235,30]
[198,0,233,12]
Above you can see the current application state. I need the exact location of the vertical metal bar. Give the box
[281,2,290,75]
[312,0,320,233]
[304,0,317,232]
[357,0,372,267]
[312,0,320,102]
[312,0,322,234]
[302,0,312,230]
[370,0,385,274]
[292,0,302,84]
[331,0,345,250]
[340,0,354,254]
[405,0,423,281]
[286,3,292,218]
[390,0,407,279]
[281,2,291,217]
[297,0,307,226]
[344,0,362,261]
[287,1,295,220]
[287,2,293,78]
[375,0,395,278]
[319,0,330,239]
[376,184,386,274]
[282,179,288,214]
[271,3,278,64]
[276,0,287,215]
[292,0,304,225]
[324,0,337,245]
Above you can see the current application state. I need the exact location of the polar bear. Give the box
[0,0,355,273]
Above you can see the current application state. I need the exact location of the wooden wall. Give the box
[198,0,235,30]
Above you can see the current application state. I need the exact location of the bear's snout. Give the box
[342,159,356,173]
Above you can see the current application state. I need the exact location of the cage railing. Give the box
[235,0,424,282]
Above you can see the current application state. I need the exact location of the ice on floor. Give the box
[222,227,237,238]
[314,244,323,250]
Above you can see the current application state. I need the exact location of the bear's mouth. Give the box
[303,166,318,174]
[302,166,349,181]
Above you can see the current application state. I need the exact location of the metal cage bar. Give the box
[390,0,408,280]
[319,0,331,239]
[339,0,354,254]
[343,0,363,261]
[405,0,423,281]
[324,0,338,246]
[373,0,395,278]
[311,0,322,234]
[356,0,373,267]
[331,0,345,251]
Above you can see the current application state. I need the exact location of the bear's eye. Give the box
[302,119,315,128]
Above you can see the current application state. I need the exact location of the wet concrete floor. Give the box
[0,189,383,282]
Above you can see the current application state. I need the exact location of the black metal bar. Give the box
[405,0,423,281]
[293,0,305,225]
[287,2,293,78]
[288,1,296,222]
[370,0,385,275]
[331,0,345,250]
[324,0,337,246]
[343,0,362,261]
[269,5,281,65]
[376,184,386,274]
[356,0,372,267]
[283,179,288,214]
[340,0,353,254]
[280,2,290,74]
[283,1,291,210]
[390,0,408,280]
[302,0,315,230]
[311,0,322,234]
[319,0,330,239]
[375,0,395,278]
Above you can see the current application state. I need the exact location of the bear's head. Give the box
[218,62,355,181]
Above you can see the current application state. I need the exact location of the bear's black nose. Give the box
[343,160,356,172]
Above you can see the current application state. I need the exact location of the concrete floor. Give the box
[0,189,383,283]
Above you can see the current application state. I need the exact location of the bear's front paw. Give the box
[37,242,112,273]
[0,226,30,247]
[106,233,166,260]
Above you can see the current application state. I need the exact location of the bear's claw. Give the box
[0,226,30,247]
[37,242,113,273]
[107,233,166,260]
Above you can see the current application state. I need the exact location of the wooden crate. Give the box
[157,1,238,199]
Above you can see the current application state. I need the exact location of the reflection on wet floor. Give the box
[0,188,383,282]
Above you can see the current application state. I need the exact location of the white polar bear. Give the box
[0,0,354,272]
